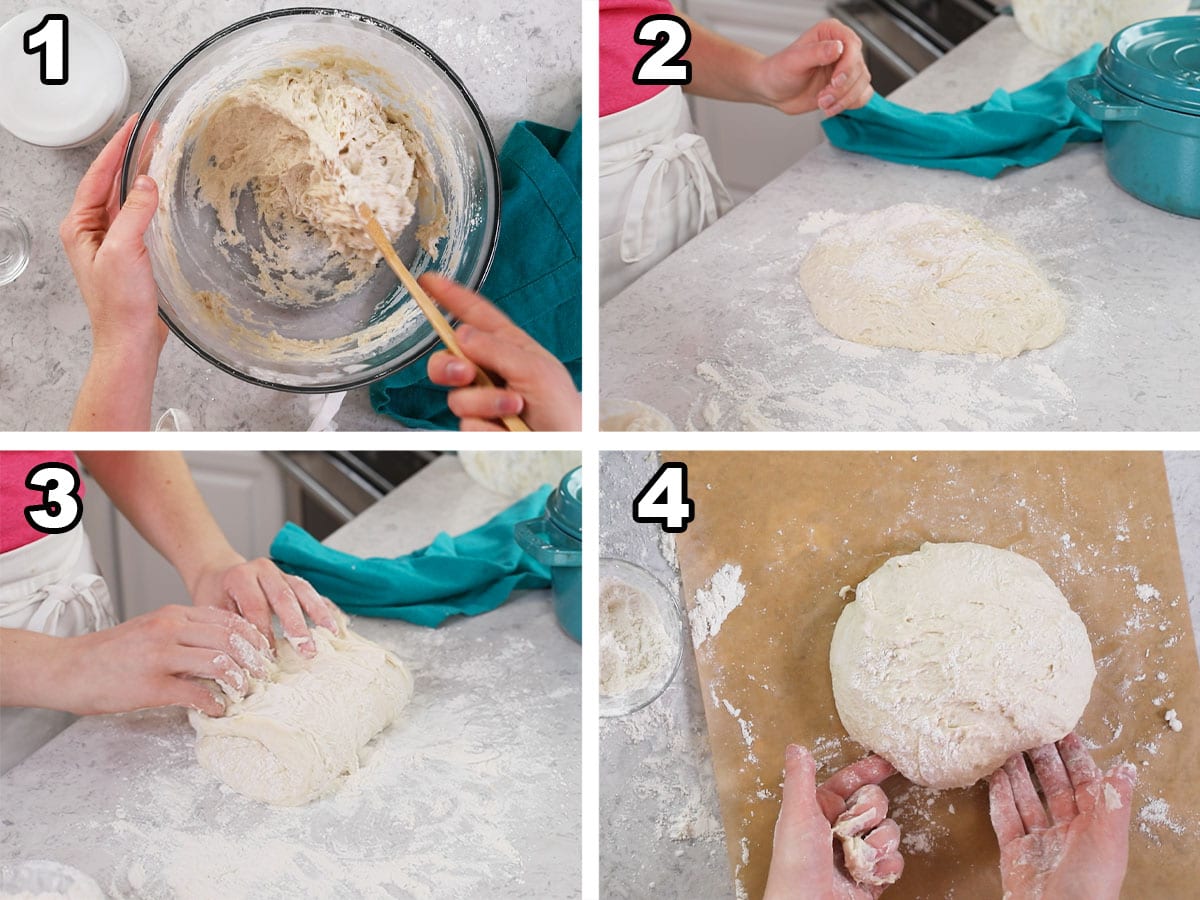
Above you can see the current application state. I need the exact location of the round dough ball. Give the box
[1013,0,1189,56]
[829,542,1095,789]
[799,204,1066,358]
[459,451,580,498]
[600,398,675,432]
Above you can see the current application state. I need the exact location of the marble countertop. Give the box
[599,450,1200,898]
[0,455,581,898]
[600,17,1200,431]
[0,0,580,431]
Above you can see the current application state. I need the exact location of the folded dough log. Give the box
[189,626,413,805]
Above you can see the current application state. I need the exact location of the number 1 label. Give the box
[24,13,69,86]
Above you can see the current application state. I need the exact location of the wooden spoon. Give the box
[357,203,529,432]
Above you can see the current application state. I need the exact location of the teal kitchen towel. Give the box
[371,118,583,429]
[822,46,1103,178]
[269,486,553,628]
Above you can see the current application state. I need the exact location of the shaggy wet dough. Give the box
[188,63,444,307]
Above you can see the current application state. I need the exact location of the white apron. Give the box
[0,528,116,774]
[599,85,733,303]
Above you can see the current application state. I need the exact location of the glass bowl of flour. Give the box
[121,8,500,392]
[599,558,683,717]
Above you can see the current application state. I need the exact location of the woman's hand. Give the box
[188,556,341,659]
[53,606,272,716]
[61,115,165,430]
[423,274,582,431]
[754,19,873,117]
[989,732,1136,900]
[765,745,903,900]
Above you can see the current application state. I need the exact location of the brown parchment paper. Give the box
[664,451,1200,900]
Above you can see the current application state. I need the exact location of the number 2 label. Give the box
[24,463,83,535]
[633,462,695,533]
[632,15,691,86]
[23,13,69,86]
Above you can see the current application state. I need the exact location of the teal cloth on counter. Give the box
[822,47,1103,178]
[370,118,582,429]
[269,486,553,628]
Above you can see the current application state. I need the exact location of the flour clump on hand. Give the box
[829,542,1095,789]
[799,203,1065,358]
[190,624,413,806]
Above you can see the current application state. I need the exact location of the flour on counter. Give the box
[690,564,746,650]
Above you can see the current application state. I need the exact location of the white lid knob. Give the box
[0,6,131,148]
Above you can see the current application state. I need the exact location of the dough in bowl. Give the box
[829,542,1095,789]
[799,204,1066,358]
[190,625,413,805]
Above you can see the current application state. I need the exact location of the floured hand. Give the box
[989,732,1136,900]
[764,744,903,900]
[57,605,272,716]
[189,556,341,660]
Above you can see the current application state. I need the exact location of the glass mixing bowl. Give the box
[120,7,500,392]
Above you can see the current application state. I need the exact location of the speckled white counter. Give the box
[600,18,1200,431]
[599,450,1200,898]
[0,456,581,898]
[0,0,580,431]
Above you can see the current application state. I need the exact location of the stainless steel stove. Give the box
[829,0,999,94]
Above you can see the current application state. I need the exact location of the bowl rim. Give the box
[598,556,684,718]
[120,6,502,394]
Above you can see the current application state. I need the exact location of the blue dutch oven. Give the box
[1068,15,1200,218]
[515,466,582,642]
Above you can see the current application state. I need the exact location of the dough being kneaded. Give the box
[190,624,413,806]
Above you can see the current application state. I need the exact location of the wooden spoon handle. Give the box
[358,205,530,432]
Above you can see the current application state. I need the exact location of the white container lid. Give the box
[0,6,130,148]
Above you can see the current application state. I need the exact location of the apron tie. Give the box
[617,132,732,264]
[25,574,117,636]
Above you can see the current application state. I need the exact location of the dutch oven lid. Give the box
[545,466,582,541]
[1100,15,1200,115]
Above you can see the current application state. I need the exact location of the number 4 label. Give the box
[632,15,692,86]
[633,462,695,534]
[24,462,83,535]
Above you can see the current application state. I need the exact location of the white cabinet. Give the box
[680,0,832,203]
[81,452,286,621]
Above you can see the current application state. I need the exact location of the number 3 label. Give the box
[24,463,83,534]
[633,462,695,533]
[632,15,692,86]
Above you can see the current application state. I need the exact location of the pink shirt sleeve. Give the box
[1,452,85,554]
[599,0,678,118]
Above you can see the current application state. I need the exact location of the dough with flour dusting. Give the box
[190,625,413,806]
[799,203,1065,358]
[829,542,1095,789]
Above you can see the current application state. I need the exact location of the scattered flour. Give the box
[1139,797,1187,839]
[689,565,746,650]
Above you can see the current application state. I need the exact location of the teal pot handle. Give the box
[515,520,582,567]
[1068,74,1142,122]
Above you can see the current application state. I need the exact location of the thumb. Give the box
[782,38,844,71]
[777,744,823,834]
[105,175,159,253]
